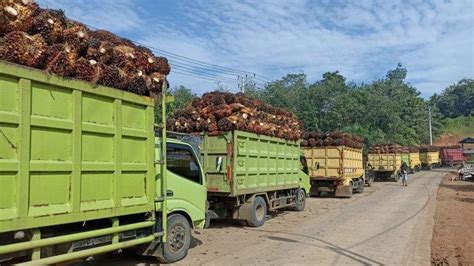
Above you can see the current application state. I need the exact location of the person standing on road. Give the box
[400,161,409,187]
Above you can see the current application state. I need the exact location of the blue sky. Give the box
[38,0,473,97]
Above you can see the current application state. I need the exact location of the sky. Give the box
[38,0,473,98]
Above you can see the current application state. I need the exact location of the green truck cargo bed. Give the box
[0,61,156,233]
[202,130,302,197]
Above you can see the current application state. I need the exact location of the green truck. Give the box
[0,61,206,264]
[201,131,311,227]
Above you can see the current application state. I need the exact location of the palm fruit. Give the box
[30,8,66,44]
[73,57,98,82]
[0,0,38,35]
[0,31,46,67]
[46,44,77,76]
[90,29,134,46]
[63,20,90,55]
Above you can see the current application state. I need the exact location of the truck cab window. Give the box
[300,155,309,175]
[167,144,201,184]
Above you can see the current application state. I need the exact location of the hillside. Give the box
[434,116,474,146]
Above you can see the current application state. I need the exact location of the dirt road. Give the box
[178,170,446,265]
[80,170,447,265]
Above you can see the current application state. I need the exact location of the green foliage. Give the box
[168,65,467,150]
[247,64,441,148]
[430,79,474,118]
[439,116,474,138]
[155,85,197,123]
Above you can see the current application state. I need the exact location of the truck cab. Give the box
[160,138,207,229]
[139,138,207,263]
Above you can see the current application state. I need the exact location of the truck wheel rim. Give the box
[169,224,186,253]
[297,190,304,205]
[256,204,265,221]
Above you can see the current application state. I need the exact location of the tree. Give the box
[430,79,474,118]
[156,85,196,122]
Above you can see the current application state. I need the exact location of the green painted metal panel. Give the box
[203,130,304,196]
[0,61,156,233]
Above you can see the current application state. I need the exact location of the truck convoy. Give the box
[419,146,441,170]
[167,91,311,227]
[202,131,310,227]
[302,145,365,197]
[367,144,405,181]
[440,147,466,166]
[300,132,366,197]
[0,62,206,264]
[408,147,421,173]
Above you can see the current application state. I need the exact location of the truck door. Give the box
[166,143,207,226]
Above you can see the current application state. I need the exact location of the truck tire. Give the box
[157,214,192,263]
[356,180,364,193]
[246,196,267,227]
[293,189,306,212]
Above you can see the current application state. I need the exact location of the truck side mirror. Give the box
[315,162,320,170]
[216,156,223,171]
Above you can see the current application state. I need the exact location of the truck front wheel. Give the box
[294,189,306,212]
[157,214,192,263]
[246,196,267,227]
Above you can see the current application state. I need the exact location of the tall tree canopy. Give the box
[430,79,474,118]
[246,64,441,147]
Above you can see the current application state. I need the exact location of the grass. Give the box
[439,116,474,139]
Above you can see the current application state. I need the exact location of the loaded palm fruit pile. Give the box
[300,131,364,149]
[419,145,440,152]
[369,143,406,154]
[0,0,170,95]
[168,91,302,141]
[408,146,420,153]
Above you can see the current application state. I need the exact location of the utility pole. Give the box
[238,74,248,93]
[428,106,433,145]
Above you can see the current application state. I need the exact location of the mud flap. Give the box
[335,185,352,198]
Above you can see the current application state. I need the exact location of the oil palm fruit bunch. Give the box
[300,131,364,149]
[63,20,90,55]
[169,91,302,140]
[0,0,38,35]
[0,31,46,67]
[0,1,171,96]
[30,8,66,44]
[419,145,440,152]
[369,144,402,154]
[90,29,134,47]
[46,44,77,76]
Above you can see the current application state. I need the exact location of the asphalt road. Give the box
[79,169,448,265]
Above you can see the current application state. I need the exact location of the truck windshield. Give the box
[300,155,309,175]
[167,143,202,184]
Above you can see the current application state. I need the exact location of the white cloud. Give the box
[38,0,145,32]
[36,0,474,96]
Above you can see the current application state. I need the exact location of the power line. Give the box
[84,23,272,84]
[171,70,239,85]
[171,64,239,83]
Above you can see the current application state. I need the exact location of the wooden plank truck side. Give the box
[202,130,311,227]
[302,146,365,198]
[0,61,206,264]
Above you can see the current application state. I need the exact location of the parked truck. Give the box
[440,148,466,167]
[0,61,206,264]
[408,151,421,173]
[420,151,440,170]
[202,130,310,227]
[368,152,401,181]
[302,146,365,198]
